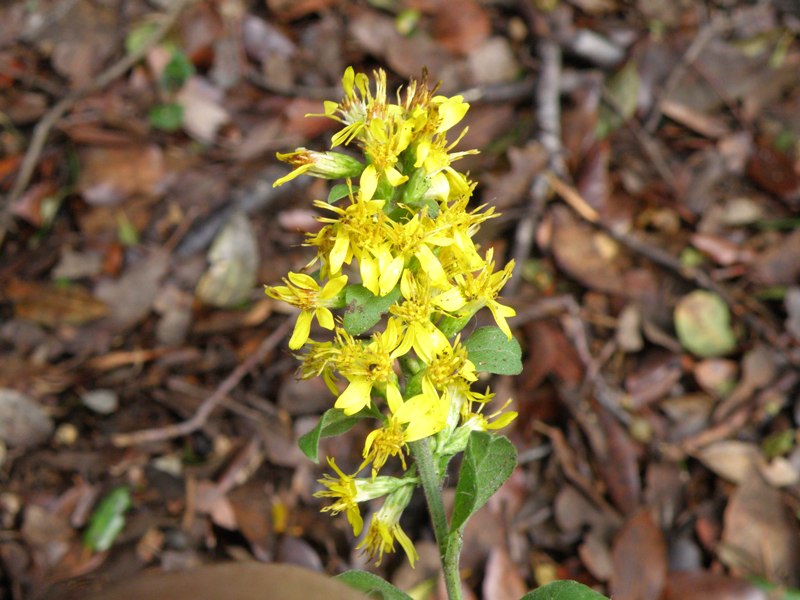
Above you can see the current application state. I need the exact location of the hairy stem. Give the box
[410,438,462,600]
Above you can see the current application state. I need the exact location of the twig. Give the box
[507,36,565,296]
[1,0,195,238]
[111,318,292,447]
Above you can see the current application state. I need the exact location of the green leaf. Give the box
[336,571,413,600]
[149,103,184,132]
[328,183,352,204]
[674,290,737,357]
[162,49,195,91]
[298,408,364,462]
[464,326,522,375]
[124,22,159,54]
[343,284,401,336]
[450,431,517,533]
[597,60,639,139]
[520,580,610,600]
[83,486,132,552]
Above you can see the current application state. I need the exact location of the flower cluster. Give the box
[265,67,517,566]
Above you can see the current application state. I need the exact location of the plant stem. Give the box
[409,438,462,600]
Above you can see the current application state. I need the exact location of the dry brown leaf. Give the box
[610,510,667,600]
[430,0,490,55]
[696,440,760,484]
[177,77,230,143]
[664,571,767,600]
[5,279,109,327]
[0,389,53,448]
[483,547,527,600]
[749,229,800,285]
[51,562,366,600]
[721,470,800,586]
[94,251,169,330]
[551,207,626,294]
[78,145,171,206]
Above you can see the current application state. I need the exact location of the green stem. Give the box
[409,438,462,600]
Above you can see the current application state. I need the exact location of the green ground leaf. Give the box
[674,290,737,357]
[450,431,517,532]
[83,486,132,552]
[343,284,401,335]
[149,103,184,132]
[336,571,413,600]
[298,409,363,462]
[520,580,610,600]
[464,326,522,375]
[597,60,639,139]
[162,49,195,91]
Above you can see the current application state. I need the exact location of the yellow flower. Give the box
[315,457,364,535]
[423,336,477,392]
[362,378,447,477]
[432,248,516,339]
[389,271,450,363]
[309,197,387,276]
[315,457,414,536]
[357,480,418,567]
[265,272,348,349]
[333,320,403,416]
[462,396,518,431]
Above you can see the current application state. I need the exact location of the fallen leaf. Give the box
[721,470,800,586]
[78,145,171,206]
[749,228,800,286]
[551,208,626,294]
[746,140,800,204]
[610,510,667,600]
[664,571,768,600]
[5,279,109,327]
[696,440,760,484]
[176,77,230,143]
[94,251,169,330]
[430,0,491,56]
[674,290,737,357]
[195,211,259,308]
[483,546,527,600]
[0,389,53,448]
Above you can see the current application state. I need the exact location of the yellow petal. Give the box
[335,379,373,415]
[287,271,318,290]
[316,306,334,330]
[329,233,350,274]
[360,164,378,202]
[320,274,349,299]
[273,163,312,188]
[385,166,408,187]
[289,310,313,350]
[379,255,404,296]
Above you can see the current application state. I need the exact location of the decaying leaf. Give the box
[196,211,259,308]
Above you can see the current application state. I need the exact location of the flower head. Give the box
[265,272,347,349]
[315,457,414,536]
[357,479,418,567]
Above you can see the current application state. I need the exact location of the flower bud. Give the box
[274,149,364,186]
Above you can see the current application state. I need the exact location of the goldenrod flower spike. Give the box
[265,67,521,571]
